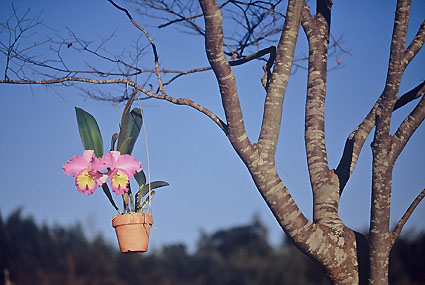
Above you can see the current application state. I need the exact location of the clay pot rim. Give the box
[112,212,153,227]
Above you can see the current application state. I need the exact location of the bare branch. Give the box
[0,76,228,133]
[336,83,425,195]
[129,0,212,34]
[329,32,352,57]
[370,0,412,281]
[402,20,425,69]
[335,101,378,195]
[336,1,421,197]
[1,6,43,80]
[199,0,252,157]
[107,0,165,94]
[392,86,425,163]
[163,46,276,88]
[391,188,425,245]
[393,81,425,111]
[156,0,220,35]
[301,2,331,193]
[130,0,286,59]
[258,0,303,154]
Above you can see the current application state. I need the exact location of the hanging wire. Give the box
[131,52,153,214]
[138,96,153,214]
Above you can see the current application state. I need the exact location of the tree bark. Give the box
[200,0,360,283]
[369,0,411,283]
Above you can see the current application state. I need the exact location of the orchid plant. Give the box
[63,92,168,214]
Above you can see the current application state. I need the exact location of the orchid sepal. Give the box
[62,150,105,195]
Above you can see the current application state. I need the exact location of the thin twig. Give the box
[393,81,425,111]
[107,0,165,94]
[336,81,425,195]
[402,20,425,69]
[0,76,228,134]
[391,188,425,246]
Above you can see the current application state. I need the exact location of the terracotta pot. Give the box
[112,213,153,253]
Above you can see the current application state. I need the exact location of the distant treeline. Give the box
[1,209,424,284]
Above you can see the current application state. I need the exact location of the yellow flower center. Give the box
[76,169,96,191]
[112,169,129,190]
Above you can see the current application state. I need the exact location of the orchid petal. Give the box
[91,156,109,172]
[82,150,95,161]
[110,150,121,162]
[114,154,142,178]
[96,151,116,169]
[100,151,141,178]
[96,173,109,185]
[63,150,95,176]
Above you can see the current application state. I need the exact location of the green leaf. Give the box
[139,181,169,198]
[140,191,155,211]
[110,133,119,151]
[117,108,143,155]
[75,107,104,158]
[116,91,143,155]
[149,181,169,190]
[101,184,121,214]
[135,181,168,212]
[135,191,142,212]
[134,170,146,187]
[118,137,136,155]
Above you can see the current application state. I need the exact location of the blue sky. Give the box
[1,1,424,251]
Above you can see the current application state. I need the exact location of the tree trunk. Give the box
[369,0,411,283]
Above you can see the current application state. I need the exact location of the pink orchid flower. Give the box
[99,151,142,195]
[62,150,106,195]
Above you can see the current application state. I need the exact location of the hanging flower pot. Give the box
[112,213,153,253]
[63,92,169,254]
